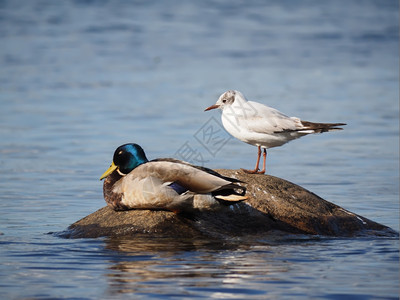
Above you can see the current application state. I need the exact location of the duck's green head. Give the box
[100,143,149,180]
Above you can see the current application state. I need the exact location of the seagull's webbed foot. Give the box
[241,168,265,175]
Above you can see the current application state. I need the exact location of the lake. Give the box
[0,0,398,299]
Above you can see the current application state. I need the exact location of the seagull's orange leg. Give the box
[242,146,262,174]
[257,149,267,174]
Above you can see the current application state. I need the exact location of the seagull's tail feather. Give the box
[300,120,346,133]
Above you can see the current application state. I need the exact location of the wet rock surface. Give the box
[64,170,397,239]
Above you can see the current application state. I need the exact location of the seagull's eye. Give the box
[222,99,226,103]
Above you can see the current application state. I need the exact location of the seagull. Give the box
[205,90,346,174]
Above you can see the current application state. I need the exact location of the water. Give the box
[0,0,398,299]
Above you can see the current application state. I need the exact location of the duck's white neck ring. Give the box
[117,169,127,177]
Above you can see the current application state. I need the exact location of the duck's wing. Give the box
[131,160,245,195]
[114,174,196,212]
[151,158,244,183]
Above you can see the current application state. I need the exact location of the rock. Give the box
[63,170,398,239]
[218,170,395,236]
[64,208,204,239]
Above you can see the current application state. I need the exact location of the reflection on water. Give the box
[99,236,398,298]
[104,237,284,298]
[105,238,234,296]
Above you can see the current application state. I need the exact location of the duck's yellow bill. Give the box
[100,162,117,180]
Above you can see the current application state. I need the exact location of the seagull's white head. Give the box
[204,90,246,111]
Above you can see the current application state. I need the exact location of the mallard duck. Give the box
[100,143,247,213]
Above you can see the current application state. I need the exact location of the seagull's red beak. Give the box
[204,104,220,111]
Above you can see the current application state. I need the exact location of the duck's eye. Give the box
[118,150,123,155]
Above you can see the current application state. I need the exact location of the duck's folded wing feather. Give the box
[130,161,236,194]
[118,175,195,211]
[151,158,244,183]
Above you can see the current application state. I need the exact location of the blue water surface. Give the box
[0,0,398,299]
